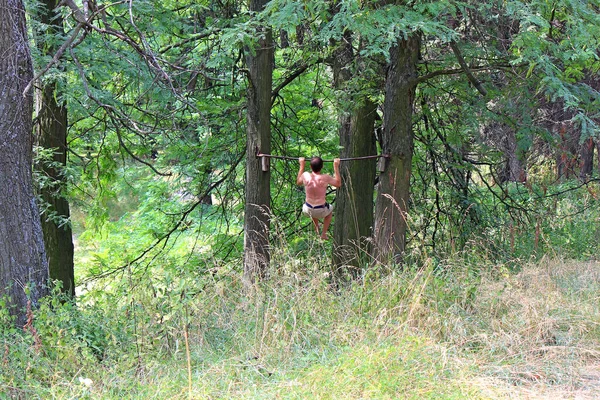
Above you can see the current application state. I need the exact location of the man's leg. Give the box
[311,217,320,236]
[321,213,332,240]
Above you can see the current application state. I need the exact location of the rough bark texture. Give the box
[330,32,378,275]
[500,126,526,183]
[579,137,594,181]
[479,117,526,183]
[505,128,527,182]
[34,0,75,297]
[555,122,579,180]
[596,141,600,175]
[373,36,420,264]
[332,100,377,273]
[243,0,273,283]
[0,0,49,325]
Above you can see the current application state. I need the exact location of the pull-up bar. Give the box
[256,149,390,172]
[256,152,389,162]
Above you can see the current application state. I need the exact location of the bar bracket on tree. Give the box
[256,148,390,164]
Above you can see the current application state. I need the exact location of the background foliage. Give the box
[4,0,600,397]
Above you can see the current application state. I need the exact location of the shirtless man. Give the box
[297,156,341,240]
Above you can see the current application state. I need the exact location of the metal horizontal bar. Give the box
[256,153,389,162]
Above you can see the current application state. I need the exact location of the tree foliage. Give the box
[13,0,600,284]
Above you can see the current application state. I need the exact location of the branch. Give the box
[62,0,198,110]
[415,61,526,86]
[60,0,87,23]
[23,0,128,95]
[83,150,245,281]
[70,47,172,176]
[114,127,172,177]
[23,24,85,96]
[542,177,600,199]
[126,0,173,89]
[473,167,531,214]
[271,60,322,104]
[449,40,488,97]
[416,66,468,84]
[159,30,219,54]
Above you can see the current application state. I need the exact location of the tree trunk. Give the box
[34,0,75,297]
[579,137,594,182]
[373,35,420,264]
[243,0,273,283]
[596,141,600,175]
[500,125,526,183]
[279,29,289,49]
[333,100,377,274]
[330,32,378,275]
[556,122,579,180]
[0,0,49,325]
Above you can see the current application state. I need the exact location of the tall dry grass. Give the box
[2,240,599,398]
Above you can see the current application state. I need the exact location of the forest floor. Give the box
[2,257,599,399]
[467,260,600,400]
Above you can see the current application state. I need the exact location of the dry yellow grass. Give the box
[463,258,600,399]
[3,254,599,399]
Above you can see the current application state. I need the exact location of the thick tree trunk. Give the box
[373,36,420,264]
[333,100,377,273]
[34,0,75,297]
[330,33,378,275]
[243,0,273,283]
[0,0,49,325]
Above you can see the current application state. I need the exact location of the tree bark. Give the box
[34,0,75,297]
[498,124,526,183]
[243,0,273,283]
[373,35,420,264]
[332,100,377,273]
[555,122,579,180]
[596,141,600,176]
[579,137,594,182]
[329,32,378,275]
[0,0,49,325]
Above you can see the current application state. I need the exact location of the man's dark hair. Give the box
[310,156,323,173]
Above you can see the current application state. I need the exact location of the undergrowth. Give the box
[2,178,600,398]
[1,247,599,399]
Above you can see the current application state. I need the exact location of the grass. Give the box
[1,250,599,399]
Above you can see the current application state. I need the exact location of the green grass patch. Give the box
[2,253,599,399]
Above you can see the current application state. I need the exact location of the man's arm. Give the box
[296,157,305,185]
[330,158,341,188]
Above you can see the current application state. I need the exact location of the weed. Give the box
[1,252,598,398]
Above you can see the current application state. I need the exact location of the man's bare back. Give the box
[297,157,341,239]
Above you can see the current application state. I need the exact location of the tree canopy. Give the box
[2,0,600,310]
